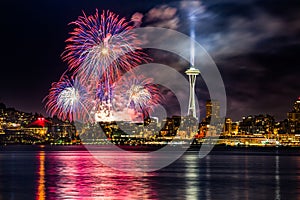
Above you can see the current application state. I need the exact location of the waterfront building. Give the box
[239,114,275,135]
[231,121,239,135]
[223,118,232,136]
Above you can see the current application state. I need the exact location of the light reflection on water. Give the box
[275,155,280,200]
[36,151,45,200]
[46,151,158,200]
[1,146,300,199]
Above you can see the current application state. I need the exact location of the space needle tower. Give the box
[185,66,200,119]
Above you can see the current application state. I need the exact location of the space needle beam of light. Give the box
[190,20,195,66]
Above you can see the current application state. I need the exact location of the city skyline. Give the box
[0,0,299,121]
[1,97,299,123]
[1,97,300,147]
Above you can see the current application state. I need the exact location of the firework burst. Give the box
[113,74,162,118]
[44,75,92,122]
[45,10,160,123]
[62,9,148,85]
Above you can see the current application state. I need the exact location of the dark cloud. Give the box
[204,12,284,58]
[144,5,179,29]
[139,0,300,121]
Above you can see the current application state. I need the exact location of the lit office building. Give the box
[287,97,300,134]
[205,100,220,119]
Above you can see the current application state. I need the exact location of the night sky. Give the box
[0,0,299,121]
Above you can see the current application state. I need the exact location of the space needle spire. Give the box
[185,66,200,119]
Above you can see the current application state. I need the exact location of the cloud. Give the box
[203,11,284,59]
[131,12,144,27]
[180,0,205,20]
[136,1,207,29]
[146,5,177,21]
[144,5,179,29]
[217,54,300,121]
[180,0,204,10]
[129,0,300,121]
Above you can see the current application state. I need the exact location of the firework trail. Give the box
[62,9,148,85]
[44,75,92,122]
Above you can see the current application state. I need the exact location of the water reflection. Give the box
[275,155,280,200]
[36,151,45,200]
[205,156,211,199]
[45,150,158,199]
[1,147,300,199]
[244,155,249,200]
[183,154,199,200]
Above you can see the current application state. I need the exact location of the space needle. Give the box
[185,5,201,119]
[185,67,200,119]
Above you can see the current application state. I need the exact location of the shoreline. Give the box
[2,143,300,151]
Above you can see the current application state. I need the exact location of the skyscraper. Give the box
[287,97,300,133]
[185,67,200,118]
[205,100,220,119]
